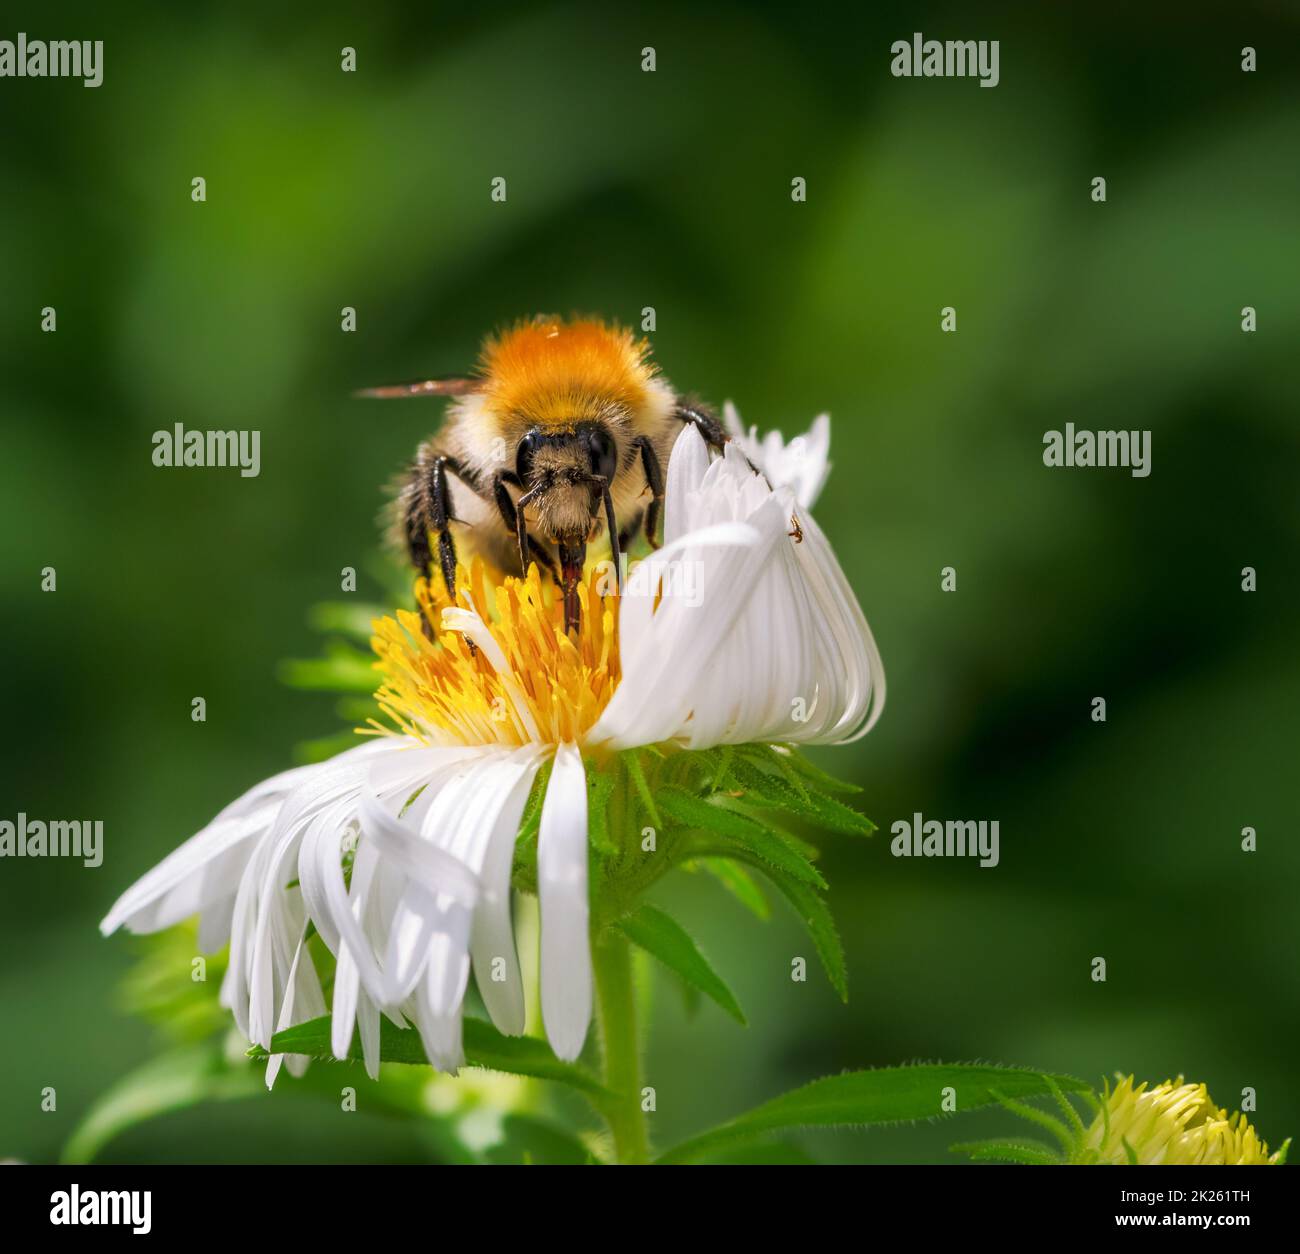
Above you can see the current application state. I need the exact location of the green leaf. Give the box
[306,601,388,642]
[950,1137,1062,1165]
[989,1089,1075,1153]
[483,1113,599,1165]
[760,867,848,1001]
[251,1013,614,1104]
[659,787,825,888]
[61,1044,262,1164]
[711,1141,821,1165]
[336,696,381,722]
[656,1065,1094,1164]
[695,857,771,919]
[278,640,377,692]
[617,904,746,1025]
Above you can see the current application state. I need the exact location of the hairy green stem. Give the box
[593,929,649,1164]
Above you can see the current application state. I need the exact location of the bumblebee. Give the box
[360,316,734,632]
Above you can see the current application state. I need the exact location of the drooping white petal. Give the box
[412,960,466,1073]
[329,832,383,1078]
[264,932,327,1088]
[466,754,541,1035]
[241,751,391,1047]
[99,742,392,941]
[296,746,478,1003]
[537,743,591,1061]
[356,790,480,909]
[370,748,541,1033]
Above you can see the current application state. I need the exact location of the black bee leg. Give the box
[404,453,471,637]
[673,398,730,453]
[631,435,665,549]
[428,457,461,601]
[617,511,641,555]
[492,475,558,582]
[673,396,766,481]
[594,478,622,591]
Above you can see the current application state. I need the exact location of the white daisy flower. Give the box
[101,417,885,1082]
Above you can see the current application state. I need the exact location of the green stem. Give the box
[593,929,649,1164]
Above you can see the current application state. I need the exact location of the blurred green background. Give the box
[2,0,1297,1163]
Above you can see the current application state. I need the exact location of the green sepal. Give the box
[659,787,825,888]
[726,754,875,835]
[778,746,863,795]
[694,856,771,919]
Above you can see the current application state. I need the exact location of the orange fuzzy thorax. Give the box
[477,316,657,428]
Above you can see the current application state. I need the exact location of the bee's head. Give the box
[514,421,617,535]
[515,421,619,626]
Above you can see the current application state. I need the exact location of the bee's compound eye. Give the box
[585,427,617,484]
[516,430,543,484]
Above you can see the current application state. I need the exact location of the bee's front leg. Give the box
[491,473,559,583]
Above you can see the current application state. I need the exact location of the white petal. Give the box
[663,423,712,543]
[358,790,479,908]
[264,931,326,1089]
[468,749,543,1035]
[537,743,591,1061]
[99,742,388,938]
[376,748,539,1024]
[593,420,884,751]
[722,402,832,509]
[246,754,380,1047]
[413,963,465,1073]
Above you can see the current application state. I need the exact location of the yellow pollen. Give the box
[367,559,620,747]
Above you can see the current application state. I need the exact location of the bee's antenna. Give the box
[353,377,479,399]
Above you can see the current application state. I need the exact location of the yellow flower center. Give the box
[367,560,620,747]
[1086,1076,1283,1165]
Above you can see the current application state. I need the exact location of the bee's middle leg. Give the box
[631,435,665,548]
[404,453,465,604]
[673,396,766,482]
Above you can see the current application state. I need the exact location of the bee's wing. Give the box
[353,376,480,399]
